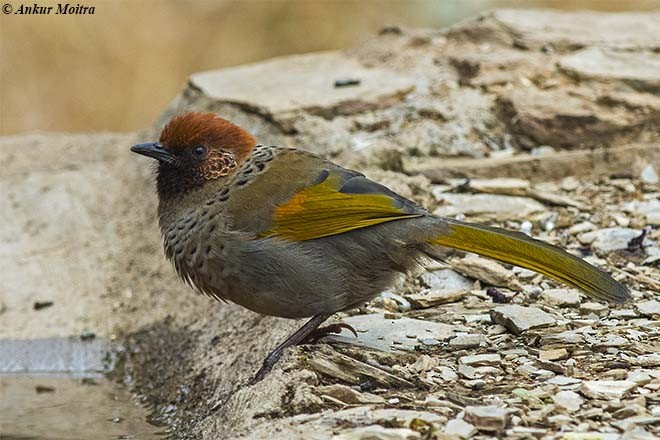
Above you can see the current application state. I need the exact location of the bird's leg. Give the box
[301,322,358,344]
[250,313,332,384]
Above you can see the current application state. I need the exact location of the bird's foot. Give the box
[300,322,358,344]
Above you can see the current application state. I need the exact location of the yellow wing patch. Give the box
[261,173,422,241]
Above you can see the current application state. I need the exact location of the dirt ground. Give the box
[2,9,659,440]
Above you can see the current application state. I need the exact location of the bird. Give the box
[131,111,630,383]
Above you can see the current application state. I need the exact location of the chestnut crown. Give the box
[131,112,257,199]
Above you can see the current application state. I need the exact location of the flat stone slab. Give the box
[190,51,415,118]
[559,47,660,92]
[325,314,458,352]
[491,9,660,51]
[636,300,660,317]
[578,228,646,254]
[464,405,510,432]
[433,193,544,218]
[490,305,556,335]
[581,380,637,400]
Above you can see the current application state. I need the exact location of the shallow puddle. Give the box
[0,338,165,439]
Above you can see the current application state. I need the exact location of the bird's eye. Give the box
[192,145,207,158]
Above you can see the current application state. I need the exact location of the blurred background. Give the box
[1,0,659,136]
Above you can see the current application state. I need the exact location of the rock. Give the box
[317,384,385,405]
[432,194,544,219]
[289,382,323,413]
[467,178,530,196]
[640,164,659,184]
[623,200,660,225]
[541,289,581,307]
[548,376,582,386]
[336,425,421,440]
[594,334,628,348]
[568,222,596,235]
[578,228,645,254]
[419,269,473,293]
[610,309,638,320]
[449,335,483,349]
[459,354,501,367]
[480,9,660,51]
[581,380,637,400]
[306,346,413,388]
[323,314,456,352]
[559,47,660,93]
[637,354,660,367]
[444,418,477,439]
[539,348,568,361]
[526,189,584,209]
[405,290,467,309]
[497,87,626,149]
[560,177,580,192]
[579,302,609,317]
[408,355,438,373]
[636,300,660,317]
[458,363,478,380]
[542,330,583,345]
[187,52,415,137]
[450,255,521,290]
[381,291,412,313]
[490,305,556,335]
[464,406,510,432]
[438,366,459,382]
[627,370,652,386]
[553,390,583,413]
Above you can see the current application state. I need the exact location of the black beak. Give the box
[130,142,174,163]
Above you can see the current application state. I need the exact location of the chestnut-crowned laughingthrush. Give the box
[131,112,630,383]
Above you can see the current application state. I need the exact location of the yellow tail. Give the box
[430,219,630,303]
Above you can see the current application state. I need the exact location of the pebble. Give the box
[451,255,520,289]
[539,348,569,361]
[490,305,556,335]
[433,193,545,219]
[579,302,609,317]
[419,269,472,293]
[542,330,583,345]
[553,390,583,413]
[438,366,459,382]
[610,309,638,319]
[640,164,659,184]
[444,418,477,439]
[548,376,582,386]
[464,314,492,324]
[594,334,628,348]
[627,370,652,385]
[581,380,637,399]
[568,221,596,235]
[459,353,501,367]
[560,176,580,191]
[458,363,478,380]
[450,335,484,349]
[637,354,660,367]
[408,355,438,373]
[541,289,581,307]
[578,228,644,254]
[464,406,510,432]
[406,289,467,309]
[467,178,530,196]
[635,300,660,317]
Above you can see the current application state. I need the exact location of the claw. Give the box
[300,322,358,344]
